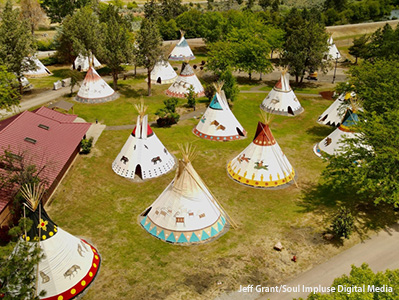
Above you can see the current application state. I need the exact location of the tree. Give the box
[259,0,272,10]
[306,264,399,299]
[0,66,21,111]
[220,68,239,102]
[364,24,399,61]
[0,0,36,94]
[40,0,92,23]
[175,9,202,38]
[160,0,186,21]
[185,85,197,110]
[155,98,180,127]
[330,207,355,239]
[135,18,164,96]
[280,9,329,83]
[99,5,134,90]
[348,34,369,64]
[66,69,83,96]
[20,0,46,35]
[54,7,102,65]
[322,60,399,207]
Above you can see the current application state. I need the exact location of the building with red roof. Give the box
[0,107,91,229]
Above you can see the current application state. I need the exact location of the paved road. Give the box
[216,223,399,300]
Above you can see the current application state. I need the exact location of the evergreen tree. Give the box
[0,0,36,94]
[348,34,369,64]
[136,18,164,96]
[0,66,21,111]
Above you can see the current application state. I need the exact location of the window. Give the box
[38,124,49,130]
[24,137,37,144]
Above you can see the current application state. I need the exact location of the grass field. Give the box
[42,85,373,300]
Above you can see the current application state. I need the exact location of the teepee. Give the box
[18,184,101,300]
[73,54,101,72]
[140,144,232,244]
[148,60,178,84]
[260,70,303,116]
[227,112,296,189]
[166,62,205,98]
[193,82,246,141]
[317,92,353,127]
[326,35,341,60]
[112,101,176,180]
[314,107,363,158]
[22,57,52,77]
[76,66,119,103]
[168,32,195,61]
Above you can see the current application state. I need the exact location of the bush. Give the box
[80,137,94,154]
[331,206,355,239]
[204,83,216,102]
[41,56,59,66]
[185,85,196,109]
[127,1,138,9]
[36,39,56,51]
[156,98,180,127]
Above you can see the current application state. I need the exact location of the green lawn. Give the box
[43,88,366,299]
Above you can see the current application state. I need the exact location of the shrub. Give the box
[80,137,94,154]
[36,39,56,51]
[185,85,197,109]
[331,206,355,239]
[204,83,216,102]
[127,1,138,9]
[156,98,180,127]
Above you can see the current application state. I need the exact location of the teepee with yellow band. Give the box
[140,144,235,244]
[227,112,296,189]
[19,183,101,300]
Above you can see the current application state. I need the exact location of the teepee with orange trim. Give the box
[227,112,296,188]
[260,70,303,116]
[16,183,101,300]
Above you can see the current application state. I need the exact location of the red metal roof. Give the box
[0,109,91,213]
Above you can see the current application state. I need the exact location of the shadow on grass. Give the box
[51,69,69,78]
[306,126,334,142]
[118,85,147,98]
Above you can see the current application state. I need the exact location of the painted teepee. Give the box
[314,102,364,158]
[326,35,341,60]
[140,144,233,244]
[75,66,119,103]
[166,62,205,98]
[317,92,353,127]
[22,57,52,77]
[18,184,100,300]
[168,32,195,61]
[193,82,246,141]
[260,70,303,116]
[227,112,296,189]
[112,101,176,180]
[73,54,101,72]
[148,60,177,84]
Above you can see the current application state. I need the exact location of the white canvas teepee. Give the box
[166,62,205,98]
[18,184,100,300]
[314,109,363,157]
[75,66,119,103]
[73,54,101,72]
[193,83,246,141]
[140,145,229,244]
[326,36,341,60]
[112,102,176,180]
[260,71,303,116]
[227,115,296,189]
[168,33,195,61]
[22,57,52,77]
[148,60,178,84]
[317,92,353,127]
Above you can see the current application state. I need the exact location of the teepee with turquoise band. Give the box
[140,144,232,244]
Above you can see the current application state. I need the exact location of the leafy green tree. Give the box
[144,0,161,20]
[322,60,399,207]
[136,18,164,96]
[280,9,329,83]
[348,34,369,64]
[99,5,134,89]
[364,24,399,61]
[0,0,36,94]
[331,207,354,239]
[306,264,399,299]
[155,98,180,127]
[175,9,202,38]
[40,0,92,23]
[0,66,21,111]
[220,68,239,102]
[158,17,179,40]
[259,0,272,10]
[160,0,186,21]
[67,69,83,96]
[199,11,226,43]
[54,7,102,65]
[185,85,197,110]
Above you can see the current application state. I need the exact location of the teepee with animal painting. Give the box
[227,111,296,189]
[140,144,236,244]
[15,183,101,300]
[112,101,176,180]
[193,82,246,141]
[317,92,353,127]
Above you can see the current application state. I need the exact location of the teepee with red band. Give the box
[227,112,296,188]
[112,101,176,180]
[260,70,303,116]
[17,184,101,300]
